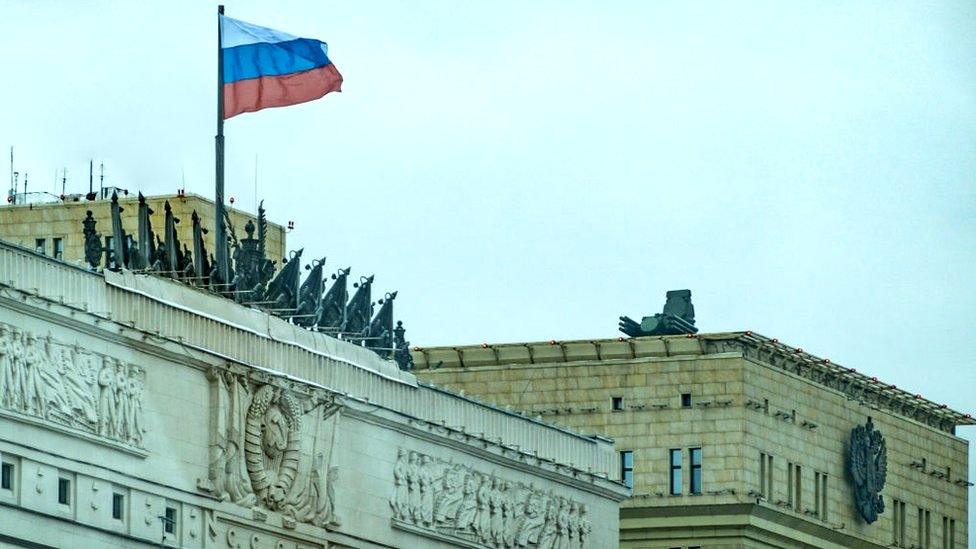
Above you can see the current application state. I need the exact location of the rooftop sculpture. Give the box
[81,192,414,370]
[618,289,698,337]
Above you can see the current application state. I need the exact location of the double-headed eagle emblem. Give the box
[849,418,887,524]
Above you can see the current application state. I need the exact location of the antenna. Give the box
[61,168,66,197]
[23,173,28,197]
[89,159,93,194]
[99,162,105,198]
[8,146,12,195]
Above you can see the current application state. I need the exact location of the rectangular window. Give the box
[924,509,930,549]
[794,464,801,512]
[899,500,907,547]
[112,493,125,520]
[35,238,46,255]
[949,519,955,548]
[681,393,692,407]
[689,448,702,494]
[52,237,64,260]
[787,462,794,508]
[820,472,828,522]
[57,477,70,505]
[611,396,623,411]
[893,498,900,546]
[917,507,924,548]
[814,472,821,517]
[620,450,634,488]
[164,506,177,534]
[1,462,12,490]
[760,452,767,496]
[669,449,682,495]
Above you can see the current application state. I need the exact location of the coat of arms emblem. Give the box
[849,417,887,524]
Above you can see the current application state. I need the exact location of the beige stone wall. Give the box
[414,337,970,548]
[741,357,969,548]
[0,193,286,269]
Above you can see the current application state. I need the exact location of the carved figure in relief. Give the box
[417,455,435,527]
[433,464,463,525]
[114,361,130,439]
[97,357,117,437]
[489,476,505,545]
[475,473,492,543]
[555,498,570,549]
[515,491,546,547]
[391,449,409,521]
[454,473,479,531]
[577,505,590,548]
[22,334,48,417]
[406,451,420,523]
[0,325,13,408]
[57,345,98,424]
[126,367,145,445]
[536,497,558,549]
[8,329,25,410]
[0,322,146,448]
[502,481,516,548]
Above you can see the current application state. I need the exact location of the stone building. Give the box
[412,333,973,548]
[0,192,286,270]
[0,240,628,547]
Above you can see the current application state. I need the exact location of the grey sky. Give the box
[2,0,974,533]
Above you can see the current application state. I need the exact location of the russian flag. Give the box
[221,15,342,119]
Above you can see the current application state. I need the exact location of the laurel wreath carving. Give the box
[244,384,302,509]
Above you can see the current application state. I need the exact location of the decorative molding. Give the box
[390,448,593,548]
[207,368,340,530]
[0,321,147,454]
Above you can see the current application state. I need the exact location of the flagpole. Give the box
[215,4,229,285]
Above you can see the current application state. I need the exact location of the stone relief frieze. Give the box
[391,449,593,548]
[0,322,146,449]
[208,369,340,529]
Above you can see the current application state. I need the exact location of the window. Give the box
[112,493,125,520]
[794,464,801,512]
[52,237,64,260]
[759,452,774,498]
[669,449,682,495]
[611,396,623,411]
[620,451,634,488]
[35,238,46,255]
[820,473,828,522]
[57,477,70,505]
[164,506,177,534]
[1,462,12,490]
[892,498,907,547]
[681,393,692,407]
[786,462,801,510]
[918,507,930,549]
[689,448,702,494]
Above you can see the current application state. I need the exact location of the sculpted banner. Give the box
[207,368,341,529]
[391,449,593,548]
[0,322,146,450]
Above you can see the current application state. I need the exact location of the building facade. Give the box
[0,192,286,269]
[412,334,972,548]
[0,241,628,548]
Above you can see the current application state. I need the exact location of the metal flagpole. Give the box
[215,5,229,285]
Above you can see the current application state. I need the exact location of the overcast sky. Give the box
[2,0,974,531]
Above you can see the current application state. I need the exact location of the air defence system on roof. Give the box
[80,192,414,370]
[619,289,698,337]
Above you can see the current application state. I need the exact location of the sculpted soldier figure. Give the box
[390,449,409,520]
[454,473,479,532]
[23,334,47,417]
[417,455,435,526]
[0,325,11,407]
[97,357,117,437]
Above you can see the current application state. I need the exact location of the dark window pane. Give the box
[57,477,70,505]
[612,397,623,411]
[681,393,692,407]
[164,507,177,534]
[113,493,124,520]
[0,463,11,490]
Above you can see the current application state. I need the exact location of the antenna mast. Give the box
[99,162,105,198]
[61,168,67,197]
[89,160,93,195]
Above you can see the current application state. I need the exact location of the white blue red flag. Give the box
[220,15,343,119]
